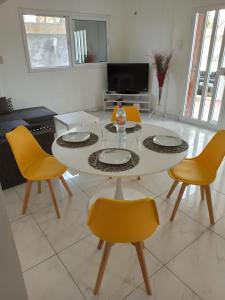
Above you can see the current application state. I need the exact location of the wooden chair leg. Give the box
[59,176,73,197]
[133,242,152,295]
[22,181,33,215]
[167,180,179,199]
[38,181,41,194]
[47,180,61,219]
[170,183,187,221]
[204,185,215,225]
[94,242,112,295]
[200,186,205,201]
[97,240,104,250]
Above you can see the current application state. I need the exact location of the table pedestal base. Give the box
[114,178,124,199]
[89,180,145,207]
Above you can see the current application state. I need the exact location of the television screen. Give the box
[107,63,149,93]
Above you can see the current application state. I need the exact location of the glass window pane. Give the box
[192,11,215,119]
[184,13,205,118]
[211,75,225,123]
[72,19,107,64]
[23,15,70,69]
[202,10,225,122]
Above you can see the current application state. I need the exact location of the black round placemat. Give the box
[105,123,142,134]
[143,136,188,153]
[88,148,140,172]
[56,132,98,148]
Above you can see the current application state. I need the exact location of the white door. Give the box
[182,8,225,129]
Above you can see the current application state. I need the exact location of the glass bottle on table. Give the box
[116,102,126,147]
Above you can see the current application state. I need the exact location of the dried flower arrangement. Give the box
[152,52,173,105]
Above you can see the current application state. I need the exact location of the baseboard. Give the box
[165,113,179,121]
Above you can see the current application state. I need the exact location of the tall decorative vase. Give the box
[158,86,163,106]
[151,52,173,117]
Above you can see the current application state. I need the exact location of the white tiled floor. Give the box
[3,112,225,300]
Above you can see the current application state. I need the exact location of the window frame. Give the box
[19,8,109,72]
[68,14,109,67]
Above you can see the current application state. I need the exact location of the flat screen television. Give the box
[107,63,149,94]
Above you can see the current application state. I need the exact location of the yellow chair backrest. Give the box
[197,130,225,175]
[111,105,141,123]
[6,126,48,177]
[88,197,159,243]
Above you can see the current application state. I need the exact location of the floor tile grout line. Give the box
[24,185,216,297]
[164,265,204,300]
[143,216,209,269]
[161,197,216,229]
[144,227,207,269]
[144,246,165,266]
[71,178,111,197]
[208,226,225,242]
[136,181,159,197]
[146,241,204,300]
[122,230,206,300]
[121,264,165,300]
[137,181,165,198]
[22,254,56,274]
[211,185,225,195]
[29,214,58,255]
[28,213,89,299]
[57,236,162,300]
[57,254,87,300]
[163,229,207,267]
[56,233,92,255]
[29,207,92,257]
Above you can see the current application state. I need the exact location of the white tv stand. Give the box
[103,92,151,112]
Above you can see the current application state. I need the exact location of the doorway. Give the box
[182,8,225,129]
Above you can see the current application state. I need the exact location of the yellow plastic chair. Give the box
[167,130,225,225]
[6,126,72,219]
[111,105,141,123]
[87,197,159,295]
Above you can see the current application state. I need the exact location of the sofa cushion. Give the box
[0,120,29,138]
[0,106,56,123]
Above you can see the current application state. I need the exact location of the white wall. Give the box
[2,0,225,120]
[0,0,125,113]
[124,0,225,122]
[123,0,176,115]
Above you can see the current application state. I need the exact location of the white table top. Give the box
[52,123,188,178]
[54,111,99,127]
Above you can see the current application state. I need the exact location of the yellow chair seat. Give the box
[23,156,67,181]
[169,158,215,185]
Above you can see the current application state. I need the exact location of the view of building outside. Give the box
[23,15,70,69]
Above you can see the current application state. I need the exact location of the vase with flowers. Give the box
[152,52,173,114]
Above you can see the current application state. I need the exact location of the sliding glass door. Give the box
[183,7,225,129]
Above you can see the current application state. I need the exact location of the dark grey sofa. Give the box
[0,106,56,189]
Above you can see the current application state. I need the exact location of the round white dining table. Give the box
[52,123,188,201]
